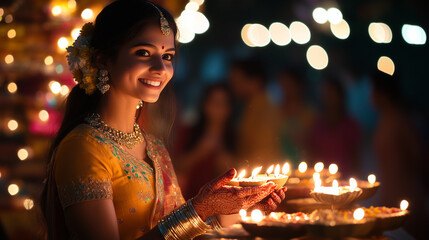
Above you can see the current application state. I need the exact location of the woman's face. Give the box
[107,24,175,103]
[203,89,231,123]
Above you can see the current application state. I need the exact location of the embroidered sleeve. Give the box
[58,177,113,208]
[55,128,114,208]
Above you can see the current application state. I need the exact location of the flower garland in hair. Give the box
[66,22,98,95]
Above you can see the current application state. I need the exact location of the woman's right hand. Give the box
[191,168,276,220]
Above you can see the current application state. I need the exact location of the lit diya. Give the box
[310,178,362,209]
[228,164,290,188]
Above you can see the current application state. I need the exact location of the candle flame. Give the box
[332,180,339,188]
[274,164,280,177]
[329,163,338,174]
[368,174,376,184]
[266,165,274,175]
[251,209,264,222]
[349,178,358,190]
[239,209,247,220]
[269,212,279,220]
[400,200,409,211]
[237,170,246,179]
[353,208,365,221]
[282,162,290,174]
[314,162,324,173]
[314,178,322,192]
[251,166,262,178]
[298,162,307,173]
[313,172,320,181]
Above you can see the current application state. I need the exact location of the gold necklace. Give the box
[86,113,144,149]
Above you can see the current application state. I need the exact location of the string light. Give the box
[39,110,49,122]
[17,148,29,161]
[290,21,311,44]
[247,24,270,47]
[60,85,70,96]
[269,22,291,46]
[377,56,395,75]
[5,14,13,23]
[313,7,328,24]
[7,82,17,93]
[24,199,34,210]
[57,37,69,50]
[5,54,14,64]
[306,45,329,70]
[68,0,77,9]
[49,81,62,94]
[330,19,350,39]
[8,184,19,196]
[327,8,343,24]
[7,29,16,38]
[71,28,81,40]
[52,6,62,16]
[402,24,426,45]
[7,119,18,131]
[81,8,94,20]
[44,56,54,65]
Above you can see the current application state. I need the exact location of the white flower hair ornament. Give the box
[66,22,99,95]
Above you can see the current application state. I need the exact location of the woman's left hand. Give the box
[250,187,286,212]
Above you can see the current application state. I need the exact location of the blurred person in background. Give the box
[277,69,315,167]
[228,58,281,169]
[307,76,361,177]
[174,83,236,200]
[371,71,428,238]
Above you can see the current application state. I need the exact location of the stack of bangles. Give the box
[157,200,222,240]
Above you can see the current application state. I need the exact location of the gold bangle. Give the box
[157,200,212,240]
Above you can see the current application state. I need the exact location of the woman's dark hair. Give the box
[41,0,178,237]
[371,70,402,104]
[186,83,236,152]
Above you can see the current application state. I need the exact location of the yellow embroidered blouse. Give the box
[54,124,184,240]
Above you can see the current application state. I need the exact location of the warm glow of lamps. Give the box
[57,37,69,50]
[7,82,17,93]
[60,85,70,96]
[44,56,54,65]
[274,164,281,177]
[266,165,274,175]
[329,164,338,174]
[49,81,62,94]
[269,22,291,46]
[313,7,328,24]
[24,199,34,210]
[314,162,324,172]
[237,170,246,179]
[251,209,264,222]
[327,8,343,24]
[185,2,199,11]
[8,119,18,131]
[5,54,14,64]
[330,19,350,39]
[71,28,81,40]
[298,162,307,173]
[368,174,376,184]
[282,162,290,175]
[248,24,270,47]
[52,6,62,16]
[8,184,19,196]
[39,110,49,122]
[290,21,311,44]
[349,178,358,190]
[353,208,365,221]
[7,29,16,38]
[81,8,94,20]
[251,166,263,178]
[17,148,28,161]
[400,200,409,211]
[306,45,329,70]
[377,56,395,75]
[239,209,247,220]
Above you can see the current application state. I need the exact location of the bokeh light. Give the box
[57,37,69,50]
[241,24,256,47]
[71,28,81,40]
[8,119,18,131]
[248,24,270,47]
[8,184,19,196]
[368,22,392,43]
[52,6,62,16]
[44,56,54,65]
[330,19,350,39]
[39,110,49,122]
[353,208,365,220]
[368,174,376,184]
[402,24,426,45]
[313,7,328,24]
[377,56,395,75]
[298,162,307,173]
[400,200,409,211]
[306,45,329,70]
[68,0,77,9]
[60,85,70,96]
[7,82,17,94]
[290,21,311,44]
[269,22,291,46]
[190,0,205,5]
[7,29,16,38]
[314,162,324,172]
[17,148,29,161]
[5,54,14,64]
[5,14,13,23]
[56,64,64,74]
[81,8,94,20]
[49,81,62,94]
[185,2,199,11]
[329,164,339,174]
[0,8,3,17]
[327,8,343,24]
[251,209,264,222]
[24,199,34,210]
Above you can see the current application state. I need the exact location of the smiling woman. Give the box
[40,1,285,240]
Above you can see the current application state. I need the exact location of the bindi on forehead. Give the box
[162,46,164,49]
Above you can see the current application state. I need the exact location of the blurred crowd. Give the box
[170,58,428,238]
